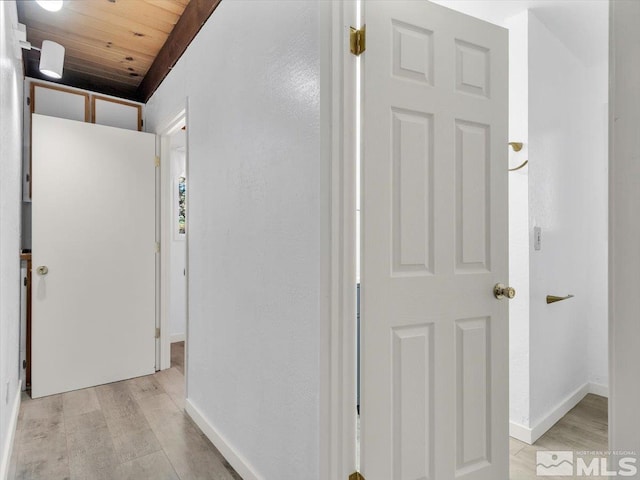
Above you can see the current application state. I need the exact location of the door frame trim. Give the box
[157,102,189,374]
[320,0,359,478]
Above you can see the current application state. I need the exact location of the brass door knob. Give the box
[494,283,515,299]
[36,265,49,276]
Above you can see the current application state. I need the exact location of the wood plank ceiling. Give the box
[17,0,220,102]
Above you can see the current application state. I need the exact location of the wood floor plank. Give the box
[509,393,609,479]
[113,450,180,480]
[14,449,71,480]
[510,437,527,456]
[7,438,19,480]
[135,391,183,422]
[155,367,185,410]
[20,393,63,422]
[16,413,65,447]
[535,426,607,453]
[96,382,155,436]
[65,410,120,480]
[13,415,69,480]
[152,421,238,480]
[62,388,101,418]
[10,360,239,480]
[95,382,162,463]
[111,426,163,464]
[137,393,237,480]
[510,445,544,480]
[126,374,166,400]
[11,376,605,480]
[171,341,185,375]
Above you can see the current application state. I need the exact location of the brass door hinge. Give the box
[155,156,160,167]
[155,327,160,339]
[350,25,366,56]
[349,472,365,480]
[155,242,160,253]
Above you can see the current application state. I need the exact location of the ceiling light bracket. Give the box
[13,23,65,79]
[12,23,28,58]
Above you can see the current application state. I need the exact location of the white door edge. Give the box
[320,0,359,478]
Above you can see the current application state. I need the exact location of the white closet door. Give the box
[31,114,156,398]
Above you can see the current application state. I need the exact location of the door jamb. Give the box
[156,103,189,373]
[320,0,358,478]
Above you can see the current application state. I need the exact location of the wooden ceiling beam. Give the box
[136,0,222,103]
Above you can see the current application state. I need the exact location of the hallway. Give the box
[8,343,240,480]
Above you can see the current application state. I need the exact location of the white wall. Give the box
[506,11,531,428]
[585,56,610,394]
[585,58,609,394]
[527,10,608,426]
[169,145,186,340]
[0,0,24,474]
[609,0,640,462]
[145,1,321,478]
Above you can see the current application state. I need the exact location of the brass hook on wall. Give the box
[509,142,523,152]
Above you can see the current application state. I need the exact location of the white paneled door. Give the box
[360,2,509,479]
[31,114,156,398]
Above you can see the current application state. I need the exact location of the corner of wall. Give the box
[185,400,262,480]
[145,2,322,478]
[0,0,26,474]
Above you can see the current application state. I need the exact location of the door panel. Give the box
[31,114,156,398]
[360,2,508,479]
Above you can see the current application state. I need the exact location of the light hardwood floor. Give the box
[8,342,241,480]
[8,348,607,480]
[510,394,608,479]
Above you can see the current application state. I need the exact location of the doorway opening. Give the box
[159,108,188,381]
[168,124,187,374]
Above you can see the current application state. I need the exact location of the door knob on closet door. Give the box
[36,265,49,276]
[494,283,515,299]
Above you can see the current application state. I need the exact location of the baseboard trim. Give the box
[530,383,591,444]
[510,383,591,445]
[589,382,609,398]
[170,333,185,343]
[509,421,533,444]
[0,380,22,480]
[185,399,262,480]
